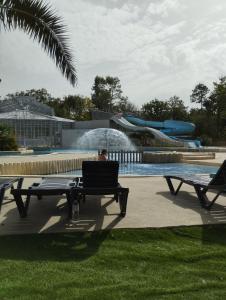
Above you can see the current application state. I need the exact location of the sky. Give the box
[1,0,226,107]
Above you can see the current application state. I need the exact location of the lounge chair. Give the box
[0,177,23,212]
[71,161,129,218]
[164,160,226,209]
[11,177,77,218]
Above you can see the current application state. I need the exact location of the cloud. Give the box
[147,0,182,17]
[1,0,226,107]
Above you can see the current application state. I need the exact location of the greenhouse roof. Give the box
[0,110,74,122]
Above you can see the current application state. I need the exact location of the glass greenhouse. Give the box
[0,97,75,148]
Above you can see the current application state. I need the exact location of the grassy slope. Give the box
[0,226,226,299]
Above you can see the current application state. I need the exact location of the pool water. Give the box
[63,163,218,176]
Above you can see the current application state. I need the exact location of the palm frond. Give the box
[0,0,77,86]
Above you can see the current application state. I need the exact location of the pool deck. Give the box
[0,152,96,164]
[0,151,224,165]
[184,152,226,166]
[1,176,226,235]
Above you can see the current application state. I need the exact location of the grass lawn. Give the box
[1,225,226,299]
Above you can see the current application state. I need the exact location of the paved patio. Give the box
[1,176,226,235]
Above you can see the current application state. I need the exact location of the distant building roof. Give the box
[0,110,75,123]
[0,96,54,116]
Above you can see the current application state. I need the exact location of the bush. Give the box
[0,124,18,151]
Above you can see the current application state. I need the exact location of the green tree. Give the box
[114,96,137,113]
[168,96,188,120]
[190,83,209,109]
[46,95,94,120]
[0,123,18,150]
[141,99,170,121]
[0,0,76,85]
[91,76,124,112]
[63,95,94,120]
[208,76,226,137]
[7,88,53,103]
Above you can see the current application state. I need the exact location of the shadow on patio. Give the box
[158,189,226,245]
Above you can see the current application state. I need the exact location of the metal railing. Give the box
[98,150,143,164]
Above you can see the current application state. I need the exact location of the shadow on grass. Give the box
[0,194,125,262]
[0,230,112,262]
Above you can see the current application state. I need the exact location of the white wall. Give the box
[75,120,110,129]
[62,129,86,148]
[62,120,110,148]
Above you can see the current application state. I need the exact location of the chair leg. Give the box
[119,189,129,217]
[72,198,80,219]
[13,193,26,218]
[17,177,24,189]
[25,194,31,212]
[0,187,5,212]
[165,177,183,195]
[0,187,5,211]
[193,185,206,207]
[197,187,223,210]
[114,193,118,202]
[70,191,80,219]
[193,185,220,209]
[66,193,73,219]
[205,192,223,210]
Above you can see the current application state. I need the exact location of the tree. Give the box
[0,123,18,150]
[0,0,76,85]
[188,77,226,142]
[141,99,170,121]
[62,95,94,120]
[114,96,137,113]
[45,95,94,120]
[189,108,216,144]
[7,88,53,103]
[208,76,226,137]
[91,76,124,112]
[190,83,209,109]
[168,96,188,120]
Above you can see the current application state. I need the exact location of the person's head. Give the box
[101,149,107,155]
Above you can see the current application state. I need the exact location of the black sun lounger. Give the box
[164,160,226,209]
[0,177,23,212]
[71,161,129,218]
[11,177,77,218]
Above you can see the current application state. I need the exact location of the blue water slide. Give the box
[124,115,195,136]
[111,116,185,146]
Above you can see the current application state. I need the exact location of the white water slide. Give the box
[111,116,186,147]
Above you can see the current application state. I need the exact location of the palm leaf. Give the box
[0,0,77,86]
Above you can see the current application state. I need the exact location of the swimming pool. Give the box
[62,163,218,176]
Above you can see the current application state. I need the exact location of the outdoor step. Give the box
[183,156,214,160]
[182,152,215,160]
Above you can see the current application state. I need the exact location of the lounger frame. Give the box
[0,177,24,213]
[11,177,77,218]
[164,175,226,209]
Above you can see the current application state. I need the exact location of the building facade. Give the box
[0,96,75,148]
